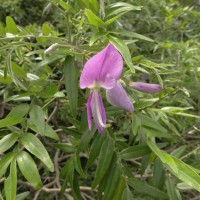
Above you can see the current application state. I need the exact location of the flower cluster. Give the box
[80,44,161,133]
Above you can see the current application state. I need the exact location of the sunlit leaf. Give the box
[17,151,42,189]
[0,104,29,128]
[0,133,19,154]
[4,159,17,200]
[85,9,105,28]
[21,133,54,172]
[6,16,18,34]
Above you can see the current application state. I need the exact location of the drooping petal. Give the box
[91,90,107,133]
[106,81,134,112]
[98,91,106,125]
[86,92,93,130]
[80,44,123,89]
[130,82,162,93]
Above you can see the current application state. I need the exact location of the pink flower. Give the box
[80,44,133,133]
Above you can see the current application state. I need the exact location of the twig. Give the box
[191,195,200,200]
[180,146,200,160]
[54,150,61,188]
[47,99,60,123]
[42,186,94,193]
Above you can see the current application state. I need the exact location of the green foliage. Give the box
[0,0,200,199]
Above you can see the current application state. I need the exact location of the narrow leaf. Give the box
[85,9,105,28]
[0,104,29,128]
[120,144,151,160]
[86,131,107,169]
[28,105,45,135]
[64,56,78,117]
[0,152,14,178]
[103,164,121,200]
[147,140,200,192]
[4,159,17,200]
[89,32,107,46]
[16,192,30,200]
[17,151,42,189]
[21,133,54,172]
[128,178,168,199]
[92,137,114,187]
[0,133,19,154]
[122,187,133,200]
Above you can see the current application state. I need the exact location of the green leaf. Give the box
[170,145,187,158]
[44,124,59,140]
[59,0,75,13]
[6,16,18,34]
[113,177,126,200]
[74,154,86,178]
[16,192,30,200]
[0,104,29,128]
[81,0,99,13]
[35,54,65,70]
[17,151,42,189]
[85,9,105,28]
[0,23,6,36]
[120,144,151,160]
[105,14,124,26]
[86,131,107,169]
[131,112,141,135]
[71,174,82,200]
[139,114,167,133]
[166,177,182,200]
[147,140,200,192]
[4,159,17,200]
[171,156,200,192]
[153,159,165,189]
[21,133,54,172]
[40,83,57,98]
[0,152,14,178]
[89,32,107,46]
[142,127,172,138]
[28,105,45,135]
[103,164,121,200]
[107,2,141,17]
[64,56,78,117]
[77,126,96,153]
[60,158,74,196]
[112,31,154,42]
[0,133,19,154]
[92,137,114,188]
[122,187,133,200]
[42,23,52,35]
[54,143,75,153]
[11,62,28,90]
[128,178,168,199]
[108,35,134,73]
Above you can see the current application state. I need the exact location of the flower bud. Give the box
[130,82,162,93]
[44,43,59,54]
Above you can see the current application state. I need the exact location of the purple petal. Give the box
[91,90,107,133]
[80,44,123,89]
[98,91,106,125]
[130,82,162,93]
[86,92,93,130]
[106,81,134,112]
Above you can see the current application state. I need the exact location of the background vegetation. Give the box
[0,0,200,199]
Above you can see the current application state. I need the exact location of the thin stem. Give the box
[99,0,105,20]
